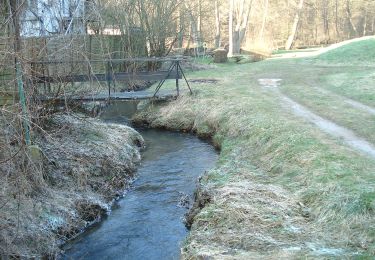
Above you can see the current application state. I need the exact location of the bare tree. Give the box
[235,0,252,53]
[335,0,340,40]
[215,0,221,48]
[228,0,234,56]
[322,0,330,43]
[285,0,304,50]
[229,0,252,55]
[9,0,23,58]
[345,0,358,37]
[259,0,269,42]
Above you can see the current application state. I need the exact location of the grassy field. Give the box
[313,38,375,65]
[134,39,375,258]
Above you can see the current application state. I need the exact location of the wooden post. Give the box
[44,37,51,94]
[176,60,180,96]
[111,61,116,93]
[177,61,192,95]
[16,63,31,145]
[106,61,111,101]
[88,35,92,89]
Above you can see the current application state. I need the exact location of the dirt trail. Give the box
[312,86,375,115]
[259,79,375,159]
[343,99,375,115]
[281,94,375,158]
[272,36,375,59]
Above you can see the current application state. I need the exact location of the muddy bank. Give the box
[0,113,143,258]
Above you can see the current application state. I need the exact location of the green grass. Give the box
[136,41,375,258]
[272,48,320,55]
[314,38,375,65]
[281,83,375,143]
[189,56,214,65]
[321,70,375,106]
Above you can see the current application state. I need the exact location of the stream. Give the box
[62,102,218,260]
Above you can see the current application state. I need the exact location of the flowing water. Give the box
[62,102,218,260]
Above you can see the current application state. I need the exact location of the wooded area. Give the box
[1,0,372,100]
[2,0,373,57]
[94,0,375,53]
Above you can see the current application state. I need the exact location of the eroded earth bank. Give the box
[0,113,143,257]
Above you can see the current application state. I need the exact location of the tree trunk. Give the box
[335,0,340,40]
[186,20,192,50]
[228,0,234,56]
[178,6,184,48]
[239,27,247,47]
[346,0,358,37]
[232,0,252,54]
[323,0,330,43]
[9,0,21,55]
[285,0,304,50]
[363,10,367,36]
[215,0,221,48]
[197,0,202,47]
[233,30,240,54]
[239,0,252,44]
[184,2,199,51]
[8,0,23,94]
[259,0,269,41]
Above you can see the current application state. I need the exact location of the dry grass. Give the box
[0,112,143,258]
[182,181,310,259]
[134,52,375,258]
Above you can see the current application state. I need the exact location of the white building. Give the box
[21,0,97,37]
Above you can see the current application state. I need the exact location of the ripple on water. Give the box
[62,129,218,260]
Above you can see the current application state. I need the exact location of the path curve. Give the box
[281,94,375,159]
[258,79,375,159]
[311,86,375,115]
[272,36,375,59]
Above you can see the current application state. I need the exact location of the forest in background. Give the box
[95,0,375,55]
[1,0,374,58]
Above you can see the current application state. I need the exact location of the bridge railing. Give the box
[27,57,192,101]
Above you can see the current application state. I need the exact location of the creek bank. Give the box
[132,101,220,231]
[62,128,218,259]
[0,113,144,258]
[133,101,221,149]
[132,93,374,258]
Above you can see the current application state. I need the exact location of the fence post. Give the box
[106,61,111,101]
[16,62,31,146]
[176,60,180,96]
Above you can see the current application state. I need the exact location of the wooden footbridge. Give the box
[29,57,192,102]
